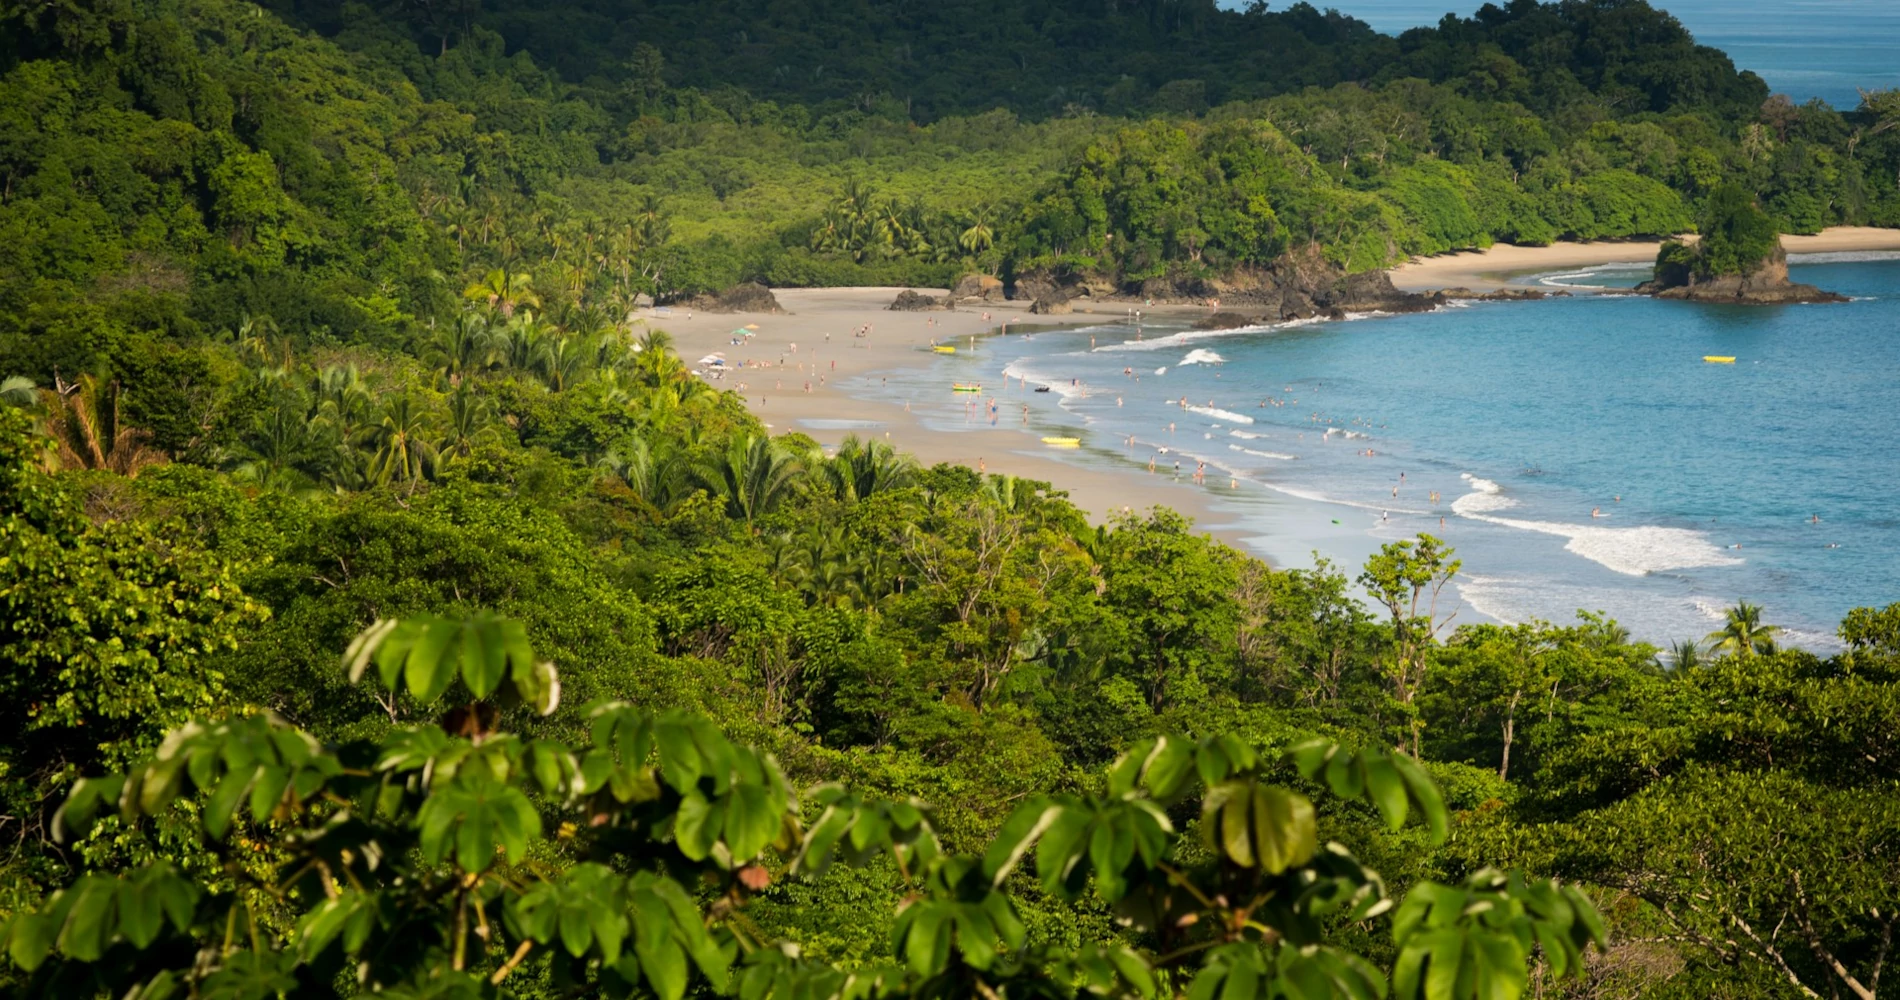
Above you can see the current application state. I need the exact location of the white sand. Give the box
[633,289,1238,530]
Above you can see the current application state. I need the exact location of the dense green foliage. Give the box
[1652,183,1783,280]
[6,0,1900,392]
[3,298,1898,997]
[4,0,1900,996]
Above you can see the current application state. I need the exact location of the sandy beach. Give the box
[639,225,1900,543]
[632,289,1242,530]
[1389,225,1900,291]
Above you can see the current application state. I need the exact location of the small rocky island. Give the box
[1637,186,1847,304]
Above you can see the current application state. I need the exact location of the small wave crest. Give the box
[1186,404,1254,424]
[1229,445,1295,460]
[1001,363,1082,399]
[1097,313,1341,353]
[1178,348,1227,366]
[1230,430,1262,439]
[1452,474,1739,576]
[1323,427,1370,440]
[1788,250,1900,265]
[1534,262,1652,289]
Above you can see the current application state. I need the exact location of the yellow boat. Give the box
[1703,355,1736,363]
[951,383,982,393]
[933,345,957,354]
[1041,437,1081,447]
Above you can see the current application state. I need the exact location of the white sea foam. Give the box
[1001,362,1082,399]
[1788,250,1900,265]
[1452,474,1740,576]
[1323,427,1370,440]
[1178,348,1227,366]
[1229,445,1295,460]
[1535,262,1652,289]
[1186,404,1254,424]
[1154,366,1168,375]
[1230,430,1263,439]
[1099,313,1348,353]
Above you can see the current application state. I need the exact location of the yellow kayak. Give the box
[933,345,957,354]
[1041,437,1080,447]
[1703,355,1736,363]
[951,383,982,392]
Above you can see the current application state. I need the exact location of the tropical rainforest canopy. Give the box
[1,0,1898,997]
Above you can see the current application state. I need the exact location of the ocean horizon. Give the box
[1251,0,1900,111]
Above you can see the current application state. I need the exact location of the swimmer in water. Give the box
[1591,507,1603,518]
[1810,514,1821,523]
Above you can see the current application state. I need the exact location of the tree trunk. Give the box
[1499,688,1522,780]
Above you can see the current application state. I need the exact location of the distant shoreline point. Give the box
[1388,226,1900,292]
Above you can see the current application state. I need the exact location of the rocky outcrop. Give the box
[1012,246,1438,321]
[888,289,952,311]
[1637,245,1846,305]
[678,282,784,313]
[1429,287,1572,301]
[949,273,1005,302]
[1193,311,1265,330]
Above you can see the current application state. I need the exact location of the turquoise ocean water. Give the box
[862,255,1900,648]
[1258,0,1900,111]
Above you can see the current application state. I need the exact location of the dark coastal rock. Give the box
[1013,246,1438,320]
[949,273,1005,302]
[1636,245,1847,305]
[1194,311,1268,330]
[888,289,951,311]
[1429,286,1575,301]
[1028,296,1072,315]
[677,281,785,313]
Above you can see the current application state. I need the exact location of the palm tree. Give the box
[959,202,996,255]
[232,384,317,489]
[1,376,37,408]
[430,313,495,384]
[822,435,917,502]
[366,395,438,491]
[632,329,686,387]
[40,375,166,476]
[1706,601,1783,659]
[1662,639,1706,675]
[534,336,593,392]
[438,385,498,462]
[462,269,541,317]
[694,434,803,526]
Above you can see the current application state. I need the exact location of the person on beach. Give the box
[979,458,986,474]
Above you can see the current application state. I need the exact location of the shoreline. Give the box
[1389,226,1900,291]
[632,290,1259,543]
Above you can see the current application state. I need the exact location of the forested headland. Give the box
[3,0,1900,997]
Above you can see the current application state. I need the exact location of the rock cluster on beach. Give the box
[886,275,1009,311]
[1010,246,1441,319]
[675,281,785,313]
[887,289,950,311]
[1635,244,1847,304]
